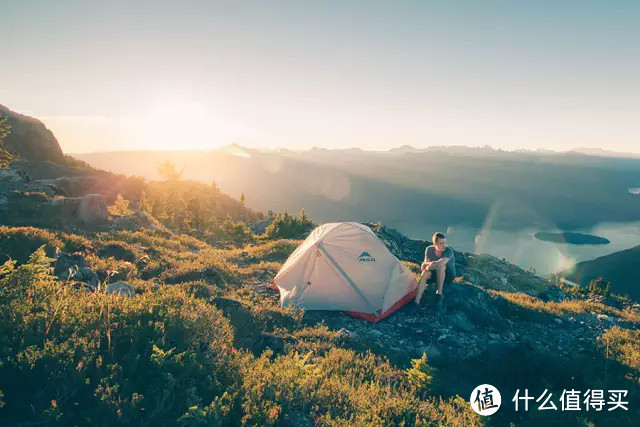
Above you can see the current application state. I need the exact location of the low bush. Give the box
[265,211,314,239]
[0,247,238,425]
[599,326,640,372]
[0,225,63,263]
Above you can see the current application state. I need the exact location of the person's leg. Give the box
[414,270,432,304]
[435,262,447,295]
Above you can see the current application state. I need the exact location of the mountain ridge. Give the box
[0,104,65,163]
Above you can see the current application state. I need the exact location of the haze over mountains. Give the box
[76,144,640,234]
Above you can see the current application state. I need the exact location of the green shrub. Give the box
[0,115,14,168]
[599,326,640,372]
[241,239,299,263]
[107,193,134,216]
[97,240,138,262]
[0,226,63,263]
[265,210,314,239]
[0,247,239,425]
[60,232,93,253]
[241,348,479,425]
[406,353,433,398]
[206,215,253,244]
[588,277,611,296]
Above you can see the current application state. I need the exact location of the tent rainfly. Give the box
[273,222,418,322]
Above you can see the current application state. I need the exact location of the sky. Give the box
[1,0,639,154]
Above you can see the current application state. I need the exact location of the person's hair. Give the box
[432,232,446,244]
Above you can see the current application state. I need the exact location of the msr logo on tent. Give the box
[357,251,376,263]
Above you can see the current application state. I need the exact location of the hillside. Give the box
[0,104,64,163]
[561,245,640,300]
[0,110,256,235]
[0,221,638,426]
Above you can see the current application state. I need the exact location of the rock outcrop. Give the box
[366,222,468,272]
[0,104,65,163]
[51,194,109,223]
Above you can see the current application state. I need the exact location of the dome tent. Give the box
[273,222,418,322]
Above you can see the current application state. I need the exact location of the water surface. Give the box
[394,220,640,276]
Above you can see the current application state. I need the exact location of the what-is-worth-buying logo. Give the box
[357,251,376,263]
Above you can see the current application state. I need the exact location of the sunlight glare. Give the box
[140,100,229,150]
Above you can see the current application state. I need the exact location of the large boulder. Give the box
[50,194,108,223]
[463,253,549,294]
[0,168,22,183]
[0,104,64,163]
[54,252,88,278]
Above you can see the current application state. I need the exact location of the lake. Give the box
[394,220,640,276]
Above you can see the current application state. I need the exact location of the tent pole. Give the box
[318,244,379,318]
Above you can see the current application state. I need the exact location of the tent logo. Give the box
[357,251,376,263]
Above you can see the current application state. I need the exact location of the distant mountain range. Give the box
[75,143,640,232]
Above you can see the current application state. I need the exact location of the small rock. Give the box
[597,314,609,321]
[554,318,563,324]
[105,281,135,297]
[451,312,475,332]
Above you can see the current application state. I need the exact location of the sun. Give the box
[140,100,223,151]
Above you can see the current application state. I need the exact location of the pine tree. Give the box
[137,189,152,213]
[157,161,184,181]
[107,194,133,216]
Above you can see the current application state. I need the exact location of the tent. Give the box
[273,222,418,322]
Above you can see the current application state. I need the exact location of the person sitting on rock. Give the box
[415,232,456,304]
